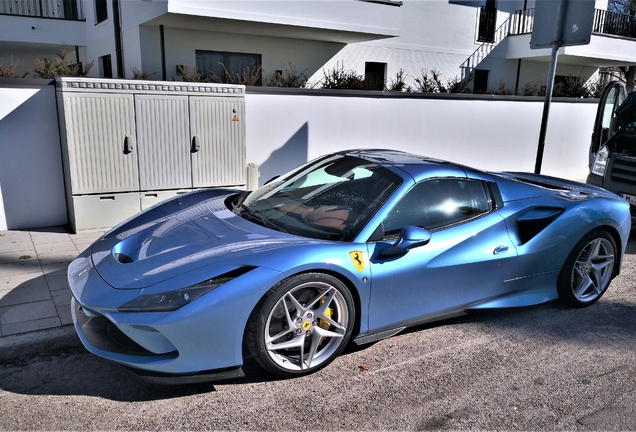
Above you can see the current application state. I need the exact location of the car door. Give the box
[365,177,517,333]
[590,82,627,169]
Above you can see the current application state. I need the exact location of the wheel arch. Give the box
[557,225,621,308]
[241,268,363,352]
[308,269,363,339]
[591,224,623,278]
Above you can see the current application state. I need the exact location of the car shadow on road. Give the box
[0,332,289,401]
[1,295,635,402]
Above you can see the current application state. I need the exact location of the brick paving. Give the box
[0,227,104,337]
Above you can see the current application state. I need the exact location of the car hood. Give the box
[90,190,312,289]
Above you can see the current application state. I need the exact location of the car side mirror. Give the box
[380,226,431,257]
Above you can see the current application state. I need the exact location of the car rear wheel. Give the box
[557,230,616,307]
[246,273,354,377]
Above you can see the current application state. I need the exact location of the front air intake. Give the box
[114,253,133,264]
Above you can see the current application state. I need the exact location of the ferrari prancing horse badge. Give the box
[349,250,365,273]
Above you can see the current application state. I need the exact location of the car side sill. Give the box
[353,327,406,345]
[353,310,469,345]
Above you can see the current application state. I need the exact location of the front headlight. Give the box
[118,278,231,312]
[591,145,610,177]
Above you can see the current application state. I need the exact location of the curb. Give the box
[0,325,83,362]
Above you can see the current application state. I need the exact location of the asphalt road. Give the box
[1,235,635,430]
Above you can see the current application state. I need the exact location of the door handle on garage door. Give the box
[493,245,509,255]
[191,136,200,153]
[123,136,134,154]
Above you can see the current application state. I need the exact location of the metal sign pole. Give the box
[534,0,565,174]
[534,43,560,174]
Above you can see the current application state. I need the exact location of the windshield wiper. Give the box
[239,204,289,233]
[229,191,251,211]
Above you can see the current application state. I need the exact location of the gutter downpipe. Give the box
[112,0,124,78]
[160,25,166,80]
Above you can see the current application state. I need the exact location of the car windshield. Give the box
[234,155,402,241]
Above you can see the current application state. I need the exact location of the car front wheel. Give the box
[557,230,616,307]
[246,273,355,377]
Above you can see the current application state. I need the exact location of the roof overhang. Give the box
[141,1,401,44]
[505,33,636,67]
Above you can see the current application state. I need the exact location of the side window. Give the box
[382,178,491,235]
[195,50,262,84]
[95,0,108,24]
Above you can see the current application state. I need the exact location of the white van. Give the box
[587,81,636,224]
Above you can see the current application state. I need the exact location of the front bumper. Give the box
[68,249,284,380]
[73,298,244,384]
[588,154,636,224]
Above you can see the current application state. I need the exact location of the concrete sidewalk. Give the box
[0,226,104,338]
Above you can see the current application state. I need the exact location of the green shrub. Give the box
[265,64,309,88]
[413,69,471,93]
[386,69,412,92]
[176,65,211,82]
[320,63,377,90]
[0,56,19,78]
[31,44,93,78]
[131,67,157,80]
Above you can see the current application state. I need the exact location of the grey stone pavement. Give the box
[0,226,104,337]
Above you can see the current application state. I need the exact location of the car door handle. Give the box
[493,245,509,255]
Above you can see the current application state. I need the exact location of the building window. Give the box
[365,62,386,90]
[195,50,262,84]
[473,69,489,93]
[100,55,112,78]
[477,0,496,42]
[95,0,108,23]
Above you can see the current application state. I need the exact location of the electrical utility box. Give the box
[56,77,246,232]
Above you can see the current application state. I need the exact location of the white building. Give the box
[2,0,635,92]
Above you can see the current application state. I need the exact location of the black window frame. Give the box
[195,50,262,85]
[473,69,489,93]
[95,0,108,24]
[99,54,112,78]
[477,0,497,43]
[365,62,386,90]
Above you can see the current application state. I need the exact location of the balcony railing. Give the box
[510,8,534,35]
[593,9,636,39]
[461,7,636,80]
[0,0,84,20]
[509,8,636,40]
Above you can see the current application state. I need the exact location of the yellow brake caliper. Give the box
[318,297,333,345]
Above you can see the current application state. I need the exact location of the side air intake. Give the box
[516,207,564,244]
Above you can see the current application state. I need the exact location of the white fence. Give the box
[245,89,596,190]
[0,81,597,230]
[0,80,67,231]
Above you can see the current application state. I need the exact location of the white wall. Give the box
[0,83,598,230]
[0,15,85,46]
[245,91,596,187]
[144,26,345,82]
[308,1,484,87]
[0,81,67,230]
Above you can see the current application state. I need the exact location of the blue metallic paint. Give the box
[68,149,631,380]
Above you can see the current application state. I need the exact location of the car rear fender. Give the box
[499,197,629,280]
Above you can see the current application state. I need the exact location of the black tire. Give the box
[557,230,617,308]
[246,272,355,377]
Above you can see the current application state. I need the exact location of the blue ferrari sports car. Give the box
[69,150,631,383]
